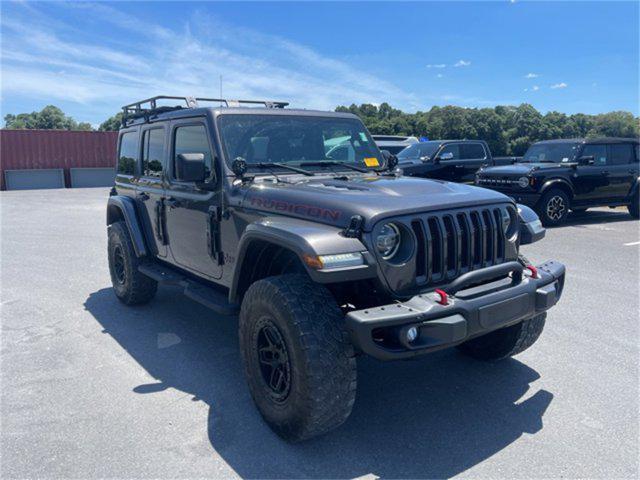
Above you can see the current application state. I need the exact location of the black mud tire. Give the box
[457,313,547,361]
[537,189,570,226]
[107,221,157,305]
[239,274,357,442]
[628,191,639,219]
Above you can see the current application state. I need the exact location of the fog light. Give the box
[406,326,418,343]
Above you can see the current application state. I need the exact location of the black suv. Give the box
[475,138,640,226]
[107,96,566,441]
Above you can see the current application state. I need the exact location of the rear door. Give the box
[164,119,222,280]
[605,143,637,200]
[137,125,168,258]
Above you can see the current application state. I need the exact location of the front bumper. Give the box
[346,260,565,360]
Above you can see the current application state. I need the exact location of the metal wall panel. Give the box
[5,169,65,190]
[1,130,118,189]
[70,167,116,188]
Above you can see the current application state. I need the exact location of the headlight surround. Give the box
[376,223,401,260]
[517,176,530,188]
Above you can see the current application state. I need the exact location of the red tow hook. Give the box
[434,288,449,305]
[525,265,539,279]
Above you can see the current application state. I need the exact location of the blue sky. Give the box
[1,1,638,126]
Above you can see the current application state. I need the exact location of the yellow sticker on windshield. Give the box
[364,157,379,167]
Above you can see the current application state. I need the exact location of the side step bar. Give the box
[138,263,239,316]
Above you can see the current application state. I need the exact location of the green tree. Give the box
[3,105,94,131]
[98,112,123,131]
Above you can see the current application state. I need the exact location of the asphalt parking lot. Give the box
[1,187,638,479]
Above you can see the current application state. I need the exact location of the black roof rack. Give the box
[121,95,289,126]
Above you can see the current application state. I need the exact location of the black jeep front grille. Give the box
[410,206,510,286]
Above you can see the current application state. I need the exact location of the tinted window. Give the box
[522,143,579,163]
[174,125,212,178]
[460,143,486,159]
[581,144,607,166]
[397,142,440,160]
[217,115,382,170]
[142,128,165,177]
[635,145,639,162]
[609,144,634,165]
[118,132,137,174]
[439,144,460,160]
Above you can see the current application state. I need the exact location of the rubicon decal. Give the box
[249,197,342,221]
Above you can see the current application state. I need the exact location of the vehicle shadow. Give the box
[85,287,553,479]
[562,208,635,227]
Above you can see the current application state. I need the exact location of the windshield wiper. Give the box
[253,162,315,176]
[297,160,371,173]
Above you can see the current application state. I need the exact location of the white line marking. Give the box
[623,241,640,246]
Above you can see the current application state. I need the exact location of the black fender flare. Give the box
[517,204,545,245]
[106,195,148,257]
[229,216,374,303]
[539,178,574,199]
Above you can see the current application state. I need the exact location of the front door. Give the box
[572,143,610,204]
[137,126,168,258]
[164,119,222,280]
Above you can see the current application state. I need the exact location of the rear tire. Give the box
[239,274,357,442]
[457,313,547,361]
[108,221,157,305]
[537,189,570,226]
[628,191,639,219]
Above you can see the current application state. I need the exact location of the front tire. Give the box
[239,274,357,442]
[538,189,570,226]
[457,313,547,361]
[108,221,157,305]
[628,191,639,219]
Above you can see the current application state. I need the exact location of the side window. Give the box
[460,143,486,160]
[439,144,460,160]
[581,144,607,166]
[142,128,165,177]
[174,124,213,178]
[608,144,634,165]
[117,132,137,175]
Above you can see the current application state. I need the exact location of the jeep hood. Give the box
[240,175,511,230]
[481,162,570,175]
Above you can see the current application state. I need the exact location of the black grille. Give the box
[410,206,511,286]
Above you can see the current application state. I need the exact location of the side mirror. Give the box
[439,152,454,161]
[176,153,206,182]
[381,150,398,171]
[577,155,595,166]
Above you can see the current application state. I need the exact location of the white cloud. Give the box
[524,73,539,78]
[426,63,447,69]
[532,85,540,91]
[453,59,471,67]
[0,3,414,121]
[550,82,568,89]
[436,73,444,78]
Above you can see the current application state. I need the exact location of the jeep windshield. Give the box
[521,142,579,163]
[397,141,441,160]
[217,114,383,173]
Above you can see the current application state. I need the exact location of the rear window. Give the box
[461,143,486,159]
[142,128,165,177]
[609,144,634,165]
[118,132,137,175]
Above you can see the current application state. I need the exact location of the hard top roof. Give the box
[534,137,639,145]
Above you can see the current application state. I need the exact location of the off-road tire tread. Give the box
[628,191,639,219]
[458,313,547,361]
[108,221,157,305]
[239,274,357,442]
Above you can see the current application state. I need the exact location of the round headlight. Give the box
[518,176,530,188]
[376,223,401,259]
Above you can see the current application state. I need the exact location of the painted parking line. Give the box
[623,241,640,246]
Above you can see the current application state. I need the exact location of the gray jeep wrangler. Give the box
[107,96,566,442]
